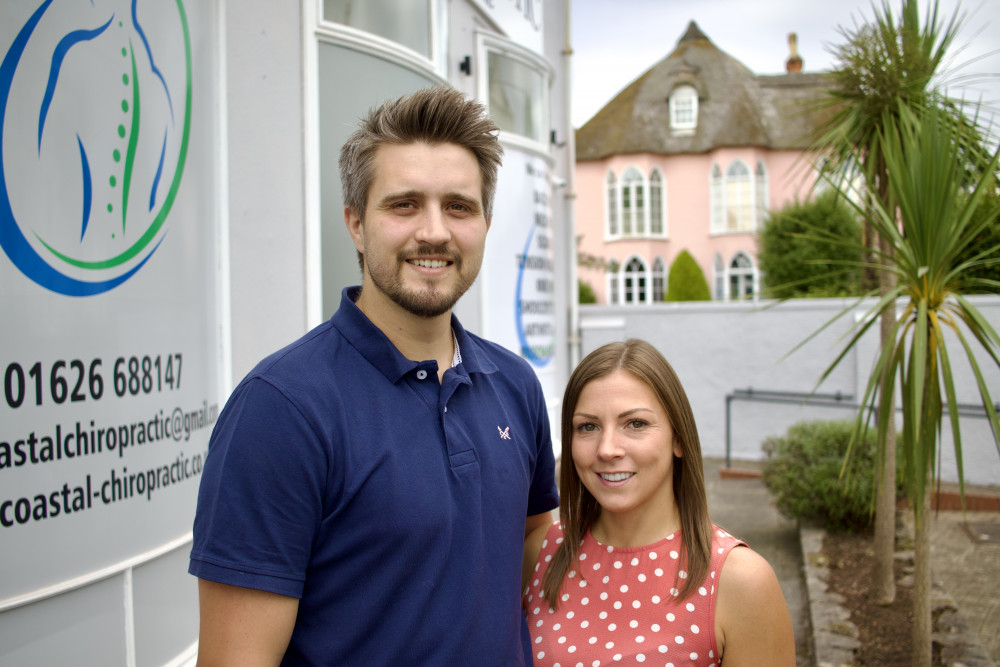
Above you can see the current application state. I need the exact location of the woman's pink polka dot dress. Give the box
[522,522,745,667]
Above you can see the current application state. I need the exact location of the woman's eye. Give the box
[576,422,597,433]
[627,419,646,429]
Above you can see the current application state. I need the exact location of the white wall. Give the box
[580,296,1000,487]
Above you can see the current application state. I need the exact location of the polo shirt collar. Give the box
[332,286,498,383]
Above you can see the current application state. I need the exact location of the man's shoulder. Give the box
[243,320,347,386]
[463,330,536,376]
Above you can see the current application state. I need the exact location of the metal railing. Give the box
[723,388,997,468]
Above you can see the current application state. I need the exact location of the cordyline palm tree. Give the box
[816,104,1000,666]
[808,0,992,609]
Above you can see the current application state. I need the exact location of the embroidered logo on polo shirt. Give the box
[497,426,511,440]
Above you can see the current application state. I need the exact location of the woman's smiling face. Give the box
[571,369,683,527]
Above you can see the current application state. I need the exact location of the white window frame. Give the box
[622,255,649,304]
[606,170,618,237]
[477,33,553,157]
[607,260,620,304]
[649,168,666,237]
[726,251,757,302]
[316,0,447,77]
[669,85,698,134]
[606,166,667,241]
[620,167,644,237]
[713,253,724,301]
[711,159,764,235]
[710,164,723,234]
[755,160,769,228]
[652,256,666,302]
[725,160,753,232]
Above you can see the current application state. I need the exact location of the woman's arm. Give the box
[522,519,553,591]
[715,545,796,666]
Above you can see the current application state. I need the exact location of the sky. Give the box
[569,0,1000,132]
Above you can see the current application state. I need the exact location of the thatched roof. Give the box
[576,21,831,161]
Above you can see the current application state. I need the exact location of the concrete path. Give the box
[702,457,813,666]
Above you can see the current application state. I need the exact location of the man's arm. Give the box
[524,510,553,538]
[196,579,299,667]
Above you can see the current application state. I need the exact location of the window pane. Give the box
[650,173,662,235]
[324,0,430,57]
[725,163,752,231]
[488,52,545,143]
[635,185,645,234]
[607,173,618,236]
[670,85,697,130]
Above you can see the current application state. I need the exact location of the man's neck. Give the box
[355,288,455,377]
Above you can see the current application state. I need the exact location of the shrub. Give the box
[578,280,597,304]
[665,250,711,301]
[761,419,884,532]
[757,190,863,298]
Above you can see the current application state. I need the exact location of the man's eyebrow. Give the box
[377,190,483,211]
[448,192,483,211]
[377,190,422,206]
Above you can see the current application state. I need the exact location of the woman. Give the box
[523,339,795,666]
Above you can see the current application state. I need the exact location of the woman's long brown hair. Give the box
[541,339,713,609]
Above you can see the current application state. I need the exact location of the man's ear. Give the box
[344,207,364,253]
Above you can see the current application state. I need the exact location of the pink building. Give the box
[575,22,829,303]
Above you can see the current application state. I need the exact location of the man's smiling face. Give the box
[348,141,489,319]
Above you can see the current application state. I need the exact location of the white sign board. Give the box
[1,0,221,601]
[483,149,556,401]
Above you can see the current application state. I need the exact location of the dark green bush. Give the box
[761,419,883,532]
[665,250,711,301]
[757,190,863,298]
[578,280,597,304]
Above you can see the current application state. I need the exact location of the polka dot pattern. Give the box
[523,523,745,667]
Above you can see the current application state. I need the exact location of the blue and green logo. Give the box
[0,0,191,296]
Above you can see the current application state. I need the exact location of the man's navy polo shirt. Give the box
[190,287,559,665]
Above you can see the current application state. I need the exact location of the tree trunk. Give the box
[912,486,932,667]
[871,240,898,605]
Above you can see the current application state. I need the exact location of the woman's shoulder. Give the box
[522,520,561,589]
[714,531,796,665]
[527,520,562,558]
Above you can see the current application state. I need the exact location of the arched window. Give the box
[652,257,666,302]
[728,252,755,301]
[606,171,618,237]
[621,167,644,236]
[725,161,753,232]
[623,256,647,304]
[713,253,724,301]
[649,169,664,236]
[755,161,768,228]
[607,260,620,304]
[710,164,723,233]
[669,85,698,133]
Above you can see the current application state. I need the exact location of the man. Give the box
[189,86,559,665]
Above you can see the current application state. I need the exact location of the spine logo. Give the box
[0,0,191,296]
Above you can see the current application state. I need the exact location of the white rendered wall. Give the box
[579,296,1000,487]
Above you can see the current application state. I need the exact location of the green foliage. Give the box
[762,420,884,532]
[833,105,1000,520]
[758,191,864,298]
[578,280,597,304]
[955,189,1000,291]
[665,250,711,301]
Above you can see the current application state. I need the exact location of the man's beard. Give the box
[364,245,479,318]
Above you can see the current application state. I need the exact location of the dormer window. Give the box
[669,85,698,133]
